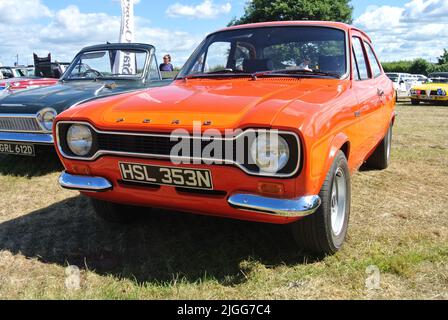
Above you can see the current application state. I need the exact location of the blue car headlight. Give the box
[437,88,446,96]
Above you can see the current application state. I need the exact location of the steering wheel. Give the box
[80,69,103,78]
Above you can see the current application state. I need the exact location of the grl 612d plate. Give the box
[119,162,214,190]
[0,142,35,156]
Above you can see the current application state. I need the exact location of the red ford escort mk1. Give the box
[54,21,395,255]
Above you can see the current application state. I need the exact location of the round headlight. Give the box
[250,133,290,174]
[37,108,57,131]
[67,124,93,156]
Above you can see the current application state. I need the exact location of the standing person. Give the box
[160,54,174,72]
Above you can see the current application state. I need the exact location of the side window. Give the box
[365,42,382,78]
[352,37,370,80]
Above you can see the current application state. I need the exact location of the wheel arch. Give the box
[314,132,351,194]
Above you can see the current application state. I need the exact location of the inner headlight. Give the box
[37,108,57,131]
[250,133,290,174]
[66,124,93,156]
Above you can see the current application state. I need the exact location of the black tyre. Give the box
[365,124,392,170]
[290,151,351,256]
[91,199,147,224]
[411,99,420,105]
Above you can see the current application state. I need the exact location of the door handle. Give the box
[377,88,385,97]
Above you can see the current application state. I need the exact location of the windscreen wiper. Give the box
[183,68,251,80]
[254,69,341,79]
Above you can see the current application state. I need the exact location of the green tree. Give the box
[228,0,353,26]
[437,49,448,65]
[409,58,431,75]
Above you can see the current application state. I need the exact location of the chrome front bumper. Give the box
[59,172,321,218]
[0,132,53,144]
[59,172,113,192]
[228,194,321,217]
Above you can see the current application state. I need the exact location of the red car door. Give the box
[351,34,384,161]
[364,41,391,142]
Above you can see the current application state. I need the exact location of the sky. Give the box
[0,0,447,67]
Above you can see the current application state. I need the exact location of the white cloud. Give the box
[354,5,404,31]
[354,0,448,62]
[0,0,51,23]
[166,0,231,19]
[403,0,448,21]
[0,3,202,67]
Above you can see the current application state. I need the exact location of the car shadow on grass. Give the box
[0,195,316,285]
[0,147,63,178]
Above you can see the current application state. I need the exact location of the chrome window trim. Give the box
[56,121,301,178]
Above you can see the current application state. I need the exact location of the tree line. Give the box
[381,50,448,75]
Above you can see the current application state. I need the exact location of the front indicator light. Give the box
[257,182,285,195]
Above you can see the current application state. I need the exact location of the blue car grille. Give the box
[0,116,42,132]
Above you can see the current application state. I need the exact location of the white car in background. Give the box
[386,73,426,101]
[412,74,428,83]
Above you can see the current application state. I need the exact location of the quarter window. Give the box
[148,55,160,81]
[352,37,370,80]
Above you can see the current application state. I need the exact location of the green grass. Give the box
[0,102,447,299]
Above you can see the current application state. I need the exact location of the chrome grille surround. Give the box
[56,121,302,178]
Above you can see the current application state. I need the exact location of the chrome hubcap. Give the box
[330,168,346,236]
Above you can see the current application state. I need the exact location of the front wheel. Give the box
[290,151,351,256]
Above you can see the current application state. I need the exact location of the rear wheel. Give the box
[365,124,392,170]
[290,151,351,256]
[91,199,147,224]
[411,99,420,105]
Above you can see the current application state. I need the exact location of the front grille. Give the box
[0,116,42,132]
[97,134,180,156]
[97,133,225,158]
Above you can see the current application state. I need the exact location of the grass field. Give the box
[0,102,447,299]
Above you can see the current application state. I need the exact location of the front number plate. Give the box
[0,142,35,156]
[119,162,214,190]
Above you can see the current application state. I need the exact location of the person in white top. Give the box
[298,57,312,71]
